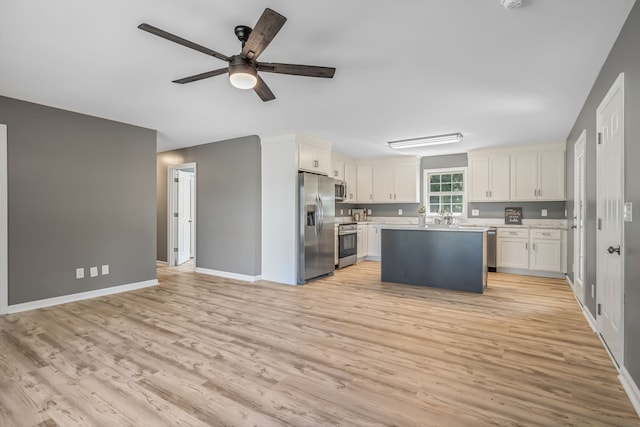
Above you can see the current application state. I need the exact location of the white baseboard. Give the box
[566,275,573,289]
[7,279,159,314]
[156,260,168,266]
[581,303,597,333]
[496,267,565,279]
[195,267,262,283]
[620,367,640,418]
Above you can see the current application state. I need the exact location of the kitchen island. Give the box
[381,226,488,293]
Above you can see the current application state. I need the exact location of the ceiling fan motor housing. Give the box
[229,55,258,89]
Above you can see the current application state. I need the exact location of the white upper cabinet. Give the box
[511,147,565,201]
[330,159,344,180]
[366,158,420,203]
[298,135,332,176]
[344,162,357,202]
[356,164,373,202]
[468,154,510,201]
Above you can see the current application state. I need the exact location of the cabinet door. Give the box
[530,239,562,272]
[468,157,490,201]
[538,150,565,200]
[344,162,357,202]
[356,165,373,202]
[510,152,538,201]
[489,154,510,201]
[393,163,419,203]
[497,238,529,269]
[367,225,381,257]
[298,142,315,172]
[298,142,330,175]
[373,164,394,202]
[331,159,344,180]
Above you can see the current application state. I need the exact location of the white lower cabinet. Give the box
[357,224,368,261]
[497,228,564,275]
[366,224,382,260]
[497,229,530,269]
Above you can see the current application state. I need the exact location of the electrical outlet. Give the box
[90,266,98,278]
[76,268,85,279]
[398,209,403,215]
[101,264,109,275]
[348,209,352,215]
[367,209,372,215]
[340,209,344,216]
[541,209,548,217]
[472,209,479,216]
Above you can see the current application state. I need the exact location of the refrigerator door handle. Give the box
[318,194,324,235]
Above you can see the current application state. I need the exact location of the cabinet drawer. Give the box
[531,229,561,240]
[498,228,529,238]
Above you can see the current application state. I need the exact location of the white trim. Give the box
[7,279,159,314]
[422,166,468,218]
[0,124,7,315]
[620,367,640,418]
[156,260,168,266]
[167,162,197,267]
[495,267,565,279]
[581,305,597,333]
[195,267,263,283]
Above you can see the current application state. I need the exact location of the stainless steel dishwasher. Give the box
[487,227,497,272]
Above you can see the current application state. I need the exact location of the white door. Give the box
[596,73,624,365]
[177,170,193,265]
[573,131,586,303]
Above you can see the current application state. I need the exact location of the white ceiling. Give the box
[0,0,635,158]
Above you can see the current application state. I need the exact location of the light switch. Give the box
[398,209,403,215]
[90,266,98,278]
[624,202,633,222]
[101,264,109,275]
[367,209,372,215]
[340,209,344,216]
[472,209,480,217]
[541,209,548,217]
[76,268,84,279]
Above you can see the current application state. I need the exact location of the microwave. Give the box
[335,180,347,202]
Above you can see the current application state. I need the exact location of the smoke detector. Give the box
[501,0,522,9]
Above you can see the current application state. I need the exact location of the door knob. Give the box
[607,245,621,255]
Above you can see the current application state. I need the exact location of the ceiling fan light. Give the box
[229,57,258,90]
[229,71,257,89]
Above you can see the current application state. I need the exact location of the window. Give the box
[424,168,467,216]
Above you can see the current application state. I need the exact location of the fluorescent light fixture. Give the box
[388,133,463,149]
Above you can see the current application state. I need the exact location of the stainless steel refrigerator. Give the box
[298,172,335,284]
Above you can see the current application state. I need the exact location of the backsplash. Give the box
[337,201,566,220]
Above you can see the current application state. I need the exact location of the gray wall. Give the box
[468,201,566,220]
[565,1,640,385]
[157,136,261,276]
[0,95,157,305]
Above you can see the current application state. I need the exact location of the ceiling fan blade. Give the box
[257,62,335,78]
[253,76,276,102]
[242,8,287,60]
[172,68,228,84]
[138,23,230,62]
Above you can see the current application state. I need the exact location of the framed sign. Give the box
[505,207,523,225]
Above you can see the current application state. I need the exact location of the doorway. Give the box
[596,73,624,366]
[573,130,586,304]
[167,163,196,269]
[1,124,7,314]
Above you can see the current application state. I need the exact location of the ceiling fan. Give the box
[138,8,336,102]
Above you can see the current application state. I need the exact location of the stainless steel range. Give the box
[337,222,357,268]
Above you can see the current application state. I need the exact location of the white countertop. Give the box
[336,216,568,230]
[381,224,489,232]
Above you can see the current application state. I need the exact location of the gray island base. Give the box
[381,227,488,293]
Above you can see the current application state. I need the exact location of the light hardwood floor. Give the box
[1,262,639,426]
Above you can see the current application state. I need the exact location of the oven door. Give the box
[338,232,357,267]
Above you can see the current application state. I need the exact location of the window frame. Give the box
[423,167,468,218]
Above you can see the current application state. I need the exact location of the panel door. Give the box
[497,238,529,269]
[596,73,624,366]
[373,164,394,202]
[510,152,538,201]
[367,225,381,257]
[344,162,358,202]
[468,156,490,201]
[538,150,565,200]
[356,165,373,202]
[489,154,511,201]
[393,163,419,203]
[530,239,562,272]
